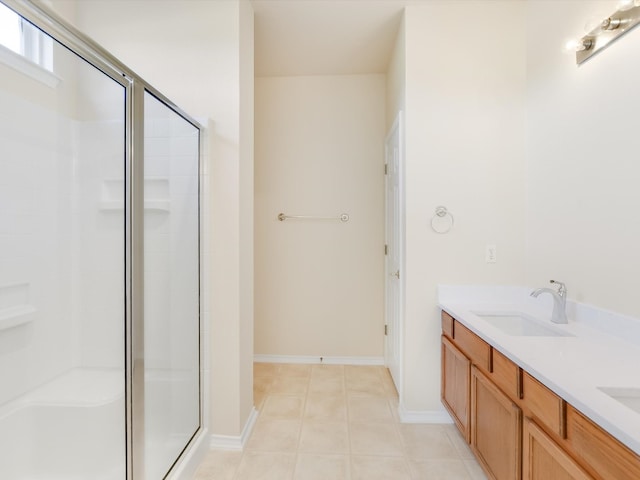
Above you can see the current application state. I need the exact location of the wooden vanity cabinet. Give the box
[442,311,454,339]
[490,348,520,400]
[521,372,565,438]
[565,406,640,480]
[440,310,640,480]
[523,418,593,480]
[471,366,522,480]
[441,335,471,441]
[454,322,491,372]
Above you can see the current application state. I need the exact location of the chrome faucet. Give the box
[530,280,568,324]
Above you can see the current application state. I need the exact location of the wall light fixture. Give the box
[569,1,640,64]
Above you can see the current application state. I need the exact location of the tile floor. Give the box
[193,363,487,480]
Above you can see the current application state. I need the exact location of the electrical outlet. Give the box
[486,244,497,263]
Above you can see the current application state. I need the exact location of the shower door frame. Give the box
[1,1,205,478]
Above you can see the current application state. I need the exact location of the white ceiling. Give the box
[252,0,407,77]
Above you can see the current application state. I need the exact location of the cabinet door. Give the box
[565,405,640,480]
[441,335,470,442]
[523,418,593,480]
[471,366,522,480]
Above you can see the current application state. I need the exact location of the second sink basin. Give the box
[472,311,574,337]
[598,387,640,415]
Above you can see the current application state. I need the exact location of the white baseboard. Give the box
[398,402,455,424]
[209,407,259,451]
[254,354,385,366]
[240,407,259,446]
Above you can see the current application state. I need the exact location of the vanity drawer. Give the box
[491,348,520,401]
[454,322,491,372]
[522,372,565,437]
[441,311,454,339]
[566,405,640,480]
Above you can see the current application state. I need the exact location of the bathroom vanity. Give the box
[439,287,640,480]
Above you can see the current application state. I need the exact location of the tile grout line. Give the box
[293,369,311,480]
[342,368,354,479]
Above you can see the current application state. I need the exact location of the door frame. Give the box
[384,111,405,399]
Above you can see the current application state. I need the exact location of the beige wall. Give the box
[401,1,527,413]
[44,0,255,438]
[525,1,640,319]
[386,15,405,133]
[254,74,386,358]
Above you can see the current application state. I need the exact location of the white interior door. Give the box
[385,114,403,393]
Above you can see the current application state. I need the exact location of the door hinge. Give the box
[384,164,388,175]
[384,244,388,255]
[384,324,388,336]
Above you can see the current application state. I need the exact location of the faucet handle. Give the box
[550,280,566,296]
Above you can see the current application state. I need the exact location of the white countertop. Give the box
[438,285,640,456]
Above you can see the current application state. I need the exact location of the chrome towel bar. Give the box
[277,213,349,222]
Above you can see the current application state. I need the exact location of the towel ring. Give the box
[431,206,454,234]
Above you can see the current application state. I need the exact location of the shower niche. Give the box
[0,1,203,479]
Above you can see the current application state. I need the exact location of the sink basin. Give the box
[472,312,573,337]
[598,387,640,415]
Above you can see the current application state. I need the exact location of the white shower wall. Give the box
[1,4,205,476]
[75,118,126,369]
[0,107,126,403]
[0,88,77,405]
[144,111,200,374]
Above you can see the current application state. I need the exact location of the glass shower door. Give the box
[0,8,127,479]
[143,91,200,479]
[0,2,204,478]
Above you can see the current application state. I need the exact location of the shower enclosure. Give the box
[0,1,203,478]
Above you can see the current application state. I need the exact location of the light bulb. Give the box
[565,38,593,52]
[564,39,579,52]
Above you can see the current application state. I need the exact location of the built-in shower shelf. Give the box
[0,282,35,331]
[0,305,36,331]
[98,200,170,212]
[99,178,170,212]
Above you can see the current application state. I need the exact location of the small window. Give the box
[0,2,53,71]
[0,3,21,54]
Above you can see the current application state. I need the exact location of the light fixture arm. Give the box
[571,3,640,64]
